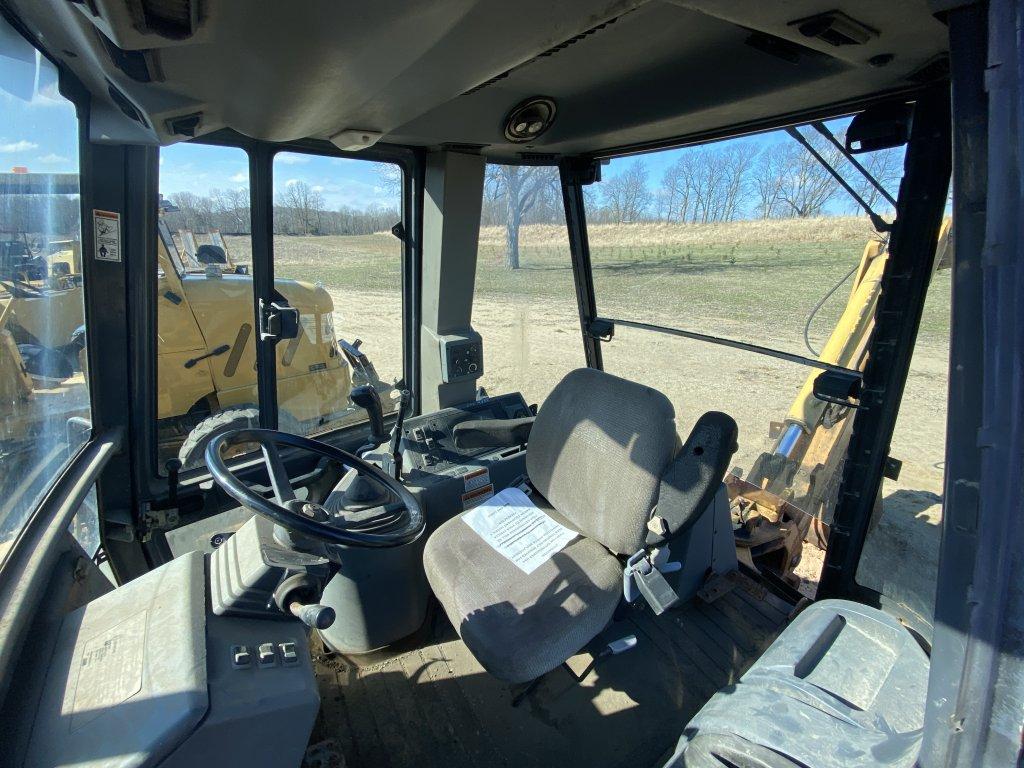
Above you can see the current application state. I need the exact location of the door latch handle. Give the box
[259,297,300,341]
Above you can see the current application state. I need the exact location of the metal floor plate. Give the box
[306,573,792,768]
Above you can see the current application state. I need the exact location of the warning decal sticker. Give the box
[93,209,121,262]
[463,467,491,493]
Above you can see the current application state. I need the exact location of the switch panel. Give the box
[439,331,483,383]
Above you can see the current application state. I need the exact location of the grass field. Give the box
[231,215,950,352]
[226,215,950,609]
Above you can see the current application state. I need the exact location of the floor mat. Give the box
[306,572,793,768]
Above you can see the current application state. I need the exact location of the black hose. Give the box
[802,262,861,357]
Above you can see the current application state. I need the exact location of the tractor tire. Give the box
[177,406,301,471]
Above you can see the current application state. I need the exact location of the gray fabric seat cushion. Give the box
[526,367,679,555]
[424,502,623,684]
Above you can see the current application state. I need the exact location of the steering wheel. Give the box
[206,428,424,548]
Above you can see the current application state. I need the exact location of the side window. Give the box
[272,152,404,434]
[473,164,586,406]
[584,120,907,598]
[0,26,90,561]
[156,144,256,471]
[857,225,951,625]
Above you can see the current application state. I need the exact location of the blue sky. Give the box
[0,46,80,175]
[160,144,399,211]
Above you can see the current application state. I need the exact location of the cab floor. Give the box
[305,572,793,768]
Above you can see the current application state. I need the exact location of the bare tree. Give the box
[751,145,788,218]
[210,187,251,233]
[169,191,207,231]
[659,157,694,222]
[277,181,325,235]
[718,144,758,220]
[601,159,652,223]
[774,138,842,218]
[658,143,755,223]
[851,147,903,214]
[489,165,558,269]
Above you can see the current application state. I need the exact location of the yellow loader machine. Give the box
[732,218,953,585]
[0,179,389,471]
[155,212,389,468]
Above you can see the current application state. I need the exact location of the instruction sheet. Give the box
[461,487,577,574]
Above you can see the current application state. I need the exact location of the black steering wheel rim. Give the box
[206,428,424,548]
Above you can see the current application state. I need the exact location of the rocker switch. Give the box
[280,642,299,666]
[231,645,252,669]
[257,642,277,667]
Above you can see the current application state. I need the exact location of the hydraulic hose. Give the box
[802,261,861,357]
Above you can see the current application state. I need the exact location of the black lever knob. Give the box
[289,601,336,630]
[350,384,386,445]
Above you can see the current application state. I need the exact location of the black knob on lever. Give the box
[290,601,336,630]
[350,384,386,448]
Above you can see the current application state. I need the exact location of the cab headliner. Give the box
[8,0,951,158]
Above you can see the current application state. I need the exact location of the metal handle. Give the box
[290,601,336,630]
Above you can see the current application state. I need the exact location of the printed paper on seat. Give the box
[461,486,578,574]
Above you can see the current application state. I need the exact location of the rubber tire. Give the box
[178,406,302,471]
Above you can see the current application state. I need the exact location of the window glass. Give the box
[585,120,908,597]
[474,164,586,407]
[157,143,258,471]
[588,119,903,358]
[0,27,89,563]
[272,153,403,434]
[857,234,951,624]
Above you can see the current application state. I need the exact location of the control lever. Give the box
[289,601,336,630]
[350,384,386,453]
[387,388,411,479]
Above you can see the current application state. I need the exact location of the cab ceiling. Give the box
[8,0,950,160]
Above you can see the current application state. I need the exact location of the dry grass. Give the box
[477,216,880,250]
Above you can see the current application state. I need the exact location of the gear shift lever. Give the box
[350,384,386,453]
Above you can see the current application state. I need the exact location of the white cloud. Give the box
[0,140,39,153]
[37,152,69,164]
[312,185,324,193]
[159,156,165,166]
[284,178,300,187]
[230,171,247,183]
[277,154,309,165]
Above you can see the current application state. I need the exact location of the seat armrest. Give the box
[452,417,534,450]
[647,411,738,545]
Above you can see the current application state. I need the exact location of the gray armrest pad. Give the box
[452,417,535,449]
[647,411,739,545]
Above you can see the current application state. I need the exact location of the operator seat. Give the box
[423,368,738,683]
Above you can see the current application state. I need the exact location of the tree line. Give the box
[0,195,80,240]
[162,182,400,237]
[482,133,901,267]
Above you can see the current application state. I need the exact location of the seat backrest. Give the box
[526,368,679,555]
